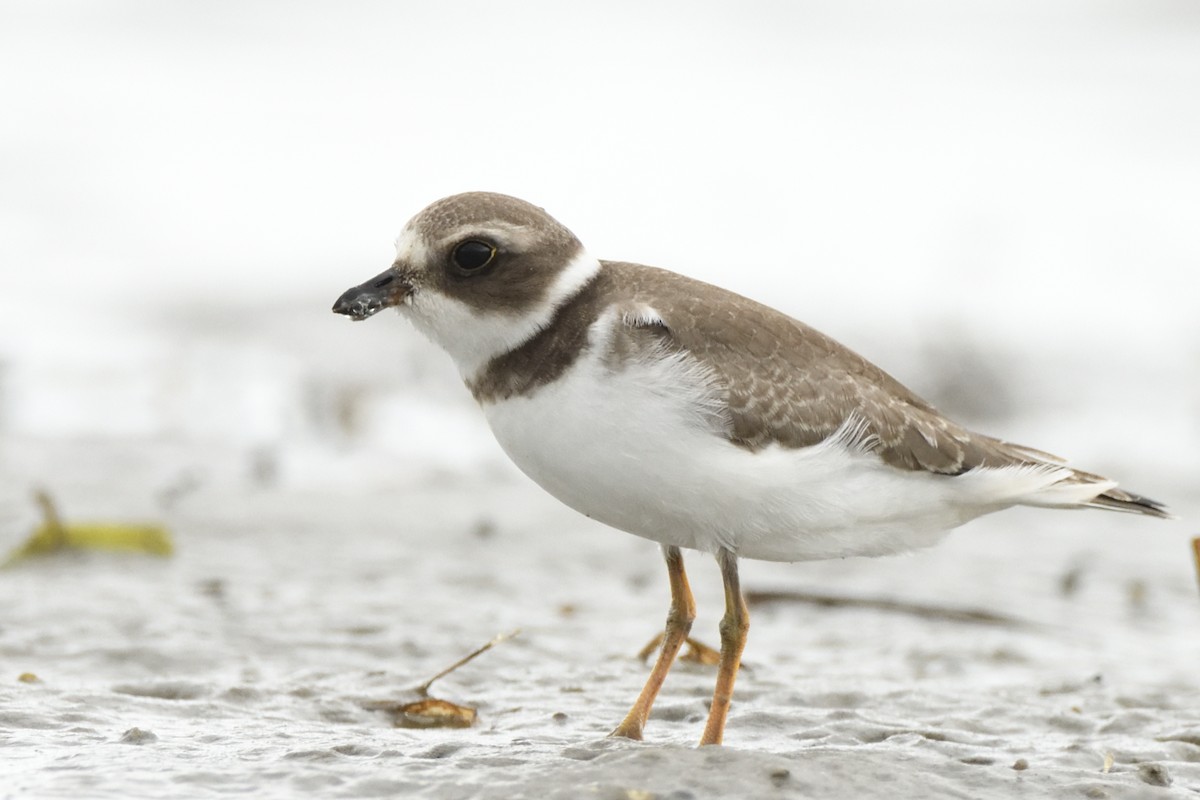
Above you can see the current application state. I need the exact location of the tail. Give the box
[977,439,1173,519]
[1022,464,1173,520]
[1083,484,1173,519]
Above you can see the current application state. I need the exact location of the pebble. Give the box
[119,728,158,745]
[1137,763,1171,787]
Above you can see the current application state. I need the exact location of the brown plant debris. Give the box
[636,633,722,667]
[362,630,519,729]
[744,588,1037,629]
[391,698,476,729]
[1191,537,1200,596]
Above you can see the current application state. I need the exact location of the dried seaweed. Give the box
[362,630,518,729]
[636,633,721,666]
[744,588,1038,629]
[1,490,173,568]
[1192,536,1200,596]
[387,698,477,730]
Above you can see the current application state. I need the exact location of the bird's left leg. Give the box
[699,548,749,746]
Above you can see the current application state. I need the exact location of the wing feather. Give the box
[607,261,1047,475]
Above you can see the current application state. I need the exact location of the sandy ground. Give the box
[3,6,1199,796]
[2,430,1198,799]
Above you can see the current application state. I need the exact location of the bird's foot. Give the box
[609,719,645,741]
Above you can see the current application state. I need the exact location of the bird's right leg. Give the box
[610,545,696,740]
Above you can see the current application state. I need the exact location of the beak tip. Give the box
[334,268,409,321]
[332,289,384,322]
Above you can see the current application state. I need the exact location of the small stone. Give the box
[119,728,158,745]
[1084,787,1107,799]
[769,768,790,787]
[471,518,497,539]
[1059,566,1083,596]
[552,712,568,724]
[1137,763,1171,787]
[17,672,40,684]
[1126,579,1148,610]
[1011,758,1029,771]
[597,791,656,800]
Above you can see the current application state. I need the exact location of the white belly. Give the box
[478,342,1010,563]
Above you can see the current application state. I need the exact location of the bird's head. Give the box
[333,192,600,375]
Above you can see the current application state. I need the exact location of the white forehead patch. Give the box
[393,226,431,266]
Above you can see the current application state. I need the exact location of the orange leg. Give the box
[699,549,749,746]
[611,545,696,740]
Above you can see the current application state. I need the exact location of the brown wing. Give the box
[607,261,1049,475]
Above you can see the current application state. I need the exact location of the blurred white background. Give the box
[1,0,1197,501]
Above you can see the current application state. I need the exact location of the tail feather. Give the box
[1085,486,1174,519]
[1026,468,1174,519]
[991,440,1173,519]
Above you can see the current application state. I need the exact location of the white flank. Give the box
[481,309,1116,562]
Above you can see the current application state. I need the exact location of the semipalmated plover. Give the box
[333,192,1169,746]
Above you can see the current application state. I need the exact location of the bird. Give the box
[332,191,1170,746]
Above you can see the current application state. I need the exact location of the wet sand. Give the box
[2,433,1197,799]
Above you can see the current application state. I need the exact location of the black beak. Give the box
[332,268,410,321]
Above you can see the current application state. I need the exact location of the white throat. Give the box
[403,248,603,379]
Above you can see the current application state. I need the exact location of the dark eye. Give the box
[452,240,497,272]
